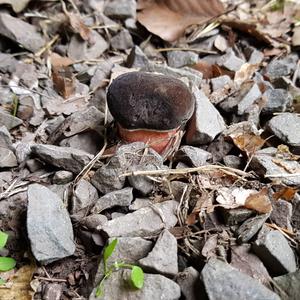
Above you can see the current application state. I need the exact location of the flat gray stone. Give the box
[267,113,300,148]
[236,213,270,243]
[104,0,136,19]
[52,170,73,184]
[167,51,198,68]
[237,83,262,115]
[174,145,212,167]
[252,228,297,276]
[32,144,93,173]
[129,198,152,211]
[81,214,108,230]
[201,258,280,300]
[72,179,98,214]
[0,109,23,130]
[27,184,75,264]
[217,49,245,71]
[0,147,17,168]
[0,126,13,150]
[127,46,149,69]
[265,55,297,80]
[90,270,180,300]
[0,13,45,52]
[139,230,178,276]
[91,187,133,214]
[270,199,293,231]
[100,200,178,237]
[186,88,226,145]
[273,269,300,300]
[111,29,133,50]
[211,75,232,91]
[250,147,300,186]
[262,89,292,113]
[176,267,200,300]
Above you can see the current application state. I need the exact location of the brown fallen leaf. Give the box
[0,264,36,300]
[68,13,92,41]
[273,186,298,201]
[231,133,265,157]
[244,188,272,214]
[52,66,76,99]
[192,61,223,79]
[137,0,225,42]
[50,52,74,69]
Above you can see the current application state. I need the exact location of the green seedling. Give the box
[0,231,16,285]
[96,238,144,297]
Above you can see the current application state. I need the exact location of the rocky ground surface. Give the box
[0,0,300,299]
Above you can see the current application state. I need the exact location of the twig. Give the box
[34,34,60,57]
[34,276,67,283]
[120,165,252,179]
[156,47,217,55]
[265,173,300,178]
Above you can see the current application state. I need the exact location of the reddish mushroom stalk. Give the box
[107,72,195,155]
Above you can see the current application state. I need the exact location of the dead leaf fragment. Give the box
[68,13,91,41]
[50,52,74,69]
[137,0,225,42]
[0,0,30,13]
[0,264,36,300]
[231,133,265,157]
[52,66,76,99]
[273,186,298,201]
[245,188,272,214]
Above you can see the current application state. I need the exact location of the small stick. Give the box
[34,276,67,283]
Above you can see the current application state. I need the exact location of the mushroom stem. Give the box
[117,123,180,154]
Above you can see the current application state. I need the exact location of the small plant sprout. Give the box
[0,231,16,284]
[96,238,144,297]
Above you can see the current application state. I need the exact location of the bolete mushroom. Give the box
[107,71,195,154]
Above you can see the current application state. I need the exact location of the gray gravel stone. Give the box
[176,267,200,300]
[273,269,300,300]
[222,208,254,226]
[32,144,93,173]
[0,13,45,52]
[92,143,163,195]
[91,187,133,214]
[201,258,280,300]
[262,89,292,113]
[100,200,178,237]
[267,113,300,149]
[265,55,298,80]
[223,155,243,169]
[0,147,18,168]
[0,109,23,130]
[81,214,108,230]
[72,179,98,214]
[167,51,198,68]
[127,46,149,69]
[174,145,212,167]
[111,29,134,50]
[27,184,75,264]
[247,49,264,65]
[186,88,226,145]
[90,270,180,300]
[129,198,151,210]
[104,0,136,20]
[139,230,178,276]
[217,49,245,71]
[211,75,232,91]
[52,170,73,184]
[270,199,293,231]
[236,213,270,243]
[250,147,300,186]
[237,83,262,115]
[252,228,297,276]
[0,126,13,150]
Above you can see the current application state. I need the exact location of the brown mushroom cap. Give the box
[107,72,195,131]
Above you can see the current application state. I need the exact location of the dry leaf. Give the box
[137,0,225,42]
[234,63,259,86]
[192,61,223,79]
[52,66,76,99]
[231,133,265,157]
[0,264,36,300]
[0,0,30,13]
[292,26,300,47]
[244,188,272,214]
[273,186,298,201]
[50,52,74,69]
[68,13,92,41]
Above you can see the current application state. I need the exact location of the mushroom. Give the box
[107,71,195,154]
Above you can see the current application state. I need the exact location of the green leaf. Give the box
[0,257,16,272]
[130,266,144,289]
[103,239,118,271]
[0,231,8,250]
